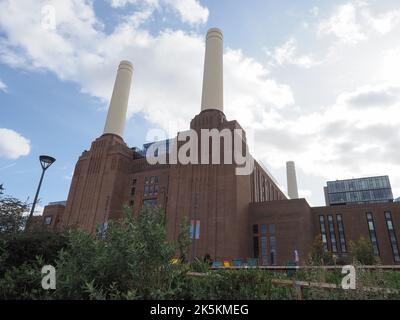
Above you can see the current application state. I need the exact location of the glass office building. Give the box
[325,176,393,205]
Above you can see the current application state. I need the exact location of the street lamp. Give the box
[26,155,56,229]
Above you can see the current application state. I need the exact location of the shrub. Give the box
[309,235,334,265]
[349,237,379,265]
[1,232,68,271]
[53,205,189,299]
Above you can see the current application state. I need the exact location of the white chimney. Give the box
[103,60,133,138]
[286,161,299,199]
[201,28,223,112]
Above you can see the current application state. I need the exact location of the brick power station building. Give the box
[42,28,400,265]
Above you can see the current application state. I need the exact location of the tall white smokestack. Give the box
[103,60,133,138]
[201,28,223,112]
[286,161,299,199]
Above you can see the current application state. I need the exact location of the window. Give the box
[131,187,136,196]
[319,215,328,251]
[366,212,380,255]
[270,235,277,265]
[144,176,159,197]
[261,224,268,265]
[132,178,137,185]
[97,222,108,239]
[261,224,267,234]
[252,224,258,234]
[190,220,200,240]
[269,224,275,234]
[336,214,347,252]
[384,211,400,262]
[143,198,158,206]
[253,236,259,258]
[44,216,52,225]
[327,215,338,253]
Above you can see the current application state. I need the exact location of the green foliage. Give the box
[177,216,191,263]
[175,269,292,300]
[1,232,68,274]
[349,237,379,265]
[0,196,29,235]
[309,235,334,265]
[0,238,7,268]
[52,205,188,299]
[1,204,400,300]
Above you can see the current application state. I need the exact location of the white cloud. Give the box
[318,3,367,44]
[0,0,293,136]
[299,188,312,199]
[265,38,318,69]
[380,46,400,84]
[310,6,319,17]
[253,83,400,184]
[318,2,400,44]
[361,7,400,35]
[2,0,400,205]
[0,128,31,159]
[165,0,208,24]
[108,0,208,25]
[0,78,7,92]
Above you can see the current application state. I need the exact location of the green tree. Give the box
[53,205,187,299]
[309,235,334,265]
[0,191,29,235]
[177,216,191,263]
[349,236,378,265]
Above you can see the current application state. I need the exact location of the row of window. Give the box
[319,214,347,253]
[320,212,400,262]
[327,176,391,193]
[328,188,393,204]
[144,184,159,196]
[253,224,276,265]
[145,176,159,184]
[130,176,160,197]
[366,212,400,262]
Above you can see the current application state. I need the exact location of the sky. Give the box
[1,0,400,211]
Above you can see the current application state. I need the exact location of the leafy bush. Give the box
[0,195,29,235]
[175,269,293,300]
[1,232,68,275]
[1,204,400,300]
[309,235,334,265]
[349,237,379,265]
[52,205,189,299]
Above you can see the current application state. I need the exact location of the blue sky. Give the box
[1,0,400,211]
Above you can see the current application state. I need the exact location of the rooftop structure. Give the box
[324,176,393,206]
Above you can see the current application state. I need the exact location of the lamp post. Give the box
[26,155,56,229]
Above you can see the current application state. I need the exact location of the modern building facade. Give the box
[324,176,394,206]
[42,28,400,266]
